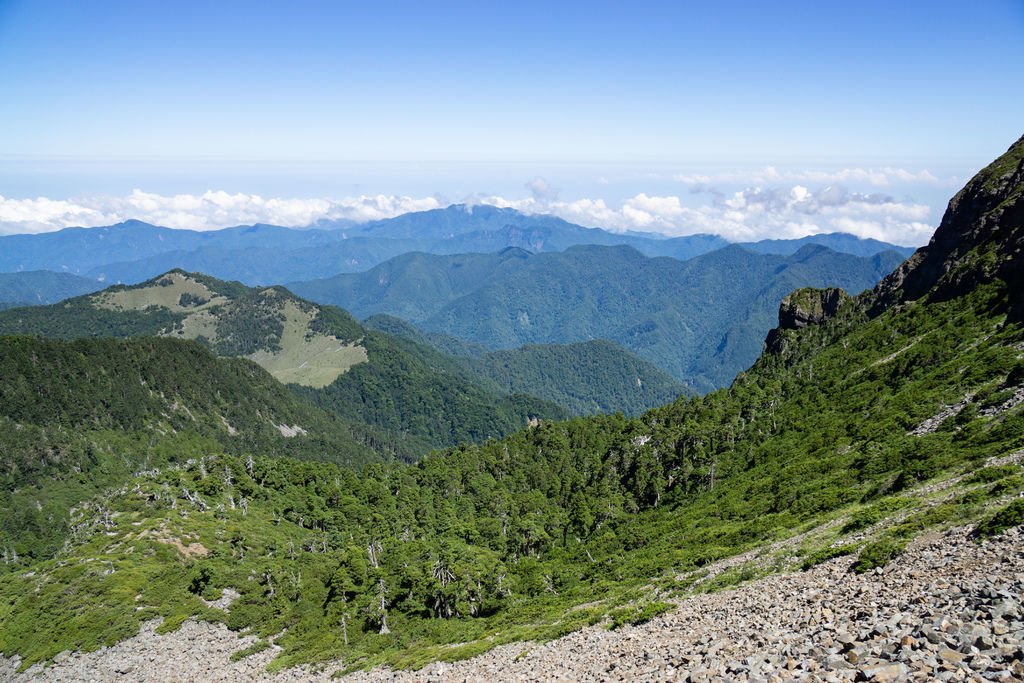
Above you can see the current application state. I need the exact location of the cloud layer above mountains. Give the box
[475,184,934,245]
[0,166,950,245]
[0,191,444,236]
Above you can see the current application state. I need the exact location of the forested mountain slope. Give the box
[291,244,905,391]
[450,339,688,417]
[0,272,565,458]
[364,314,688,416]
[0,335,385,564]
[0,135,1020,675]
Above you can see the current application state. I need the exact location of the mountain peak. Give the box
[871,134,1023,316]
[790,243,834,260]
[97,219,164,232]
[451,203,520,216]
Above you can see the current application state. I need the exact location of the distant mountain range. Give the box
[0,206,915,397]
[0,205,915,287]
[290,244,906,392]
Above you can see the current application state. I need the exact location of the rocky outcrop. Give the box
[871,134,1024,317]
[765,287,849,355]
[778,287,850,329]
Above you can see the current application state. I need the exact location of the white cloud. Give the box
[525,177,559,205]
[0,196,118,231]
[0,184,935,245]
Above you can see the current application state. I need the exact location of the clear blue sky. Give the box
[2,0,1022,162]
[0,1,1021,243]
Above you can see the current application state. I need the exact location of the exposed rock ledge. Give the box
[3,524,1023,682]
[778,288,850,330]
[765,287,849,355]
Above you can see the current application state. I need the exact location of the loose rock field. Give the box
[4,525,1023,682]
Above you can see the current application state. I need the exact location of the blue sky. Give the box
[0,0,1022,242]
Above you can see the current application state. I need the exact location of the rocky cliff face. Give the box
[871,135,1024,317]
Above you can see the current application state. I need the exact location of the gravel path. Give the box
[4,525,1023,682]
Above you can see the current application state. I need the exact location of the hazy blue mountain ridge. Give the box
[0,270,104,309]
[744,232,918,258]
[0,206,914,286]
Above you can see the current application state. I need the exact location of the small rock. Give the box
[857,661,909,682]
